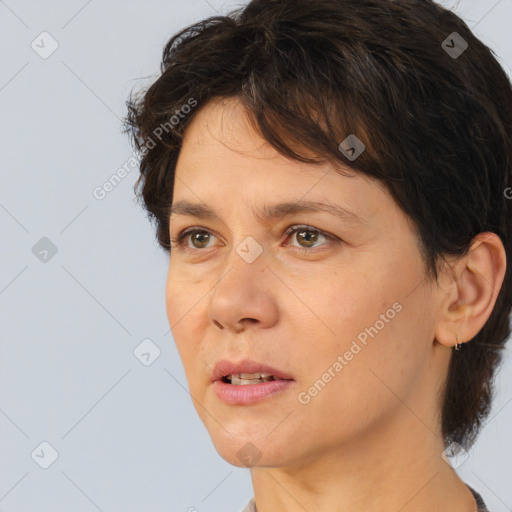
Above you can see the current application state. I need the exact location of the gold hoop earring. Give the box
[454,333,463,351]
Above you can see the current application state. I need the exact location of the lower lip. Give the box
[212,379,295,405]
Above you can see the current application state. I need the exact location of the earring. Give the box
[454,333,462,351]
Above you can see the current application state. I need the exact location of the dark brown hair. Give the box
[124,0,512,449]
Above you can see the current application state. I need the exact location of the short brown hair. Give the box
[124,0,512,449]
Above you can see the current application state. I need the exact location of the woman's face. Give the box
[166,97,447,468]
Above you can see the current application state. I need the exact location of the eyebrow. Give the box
[169,199,368,225]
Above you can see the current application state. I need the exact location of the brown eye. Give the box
[295,229,321,248]
[171,229,215,251]
[171,225,337,254]
[285,226,332,252]
[188,231,211,249]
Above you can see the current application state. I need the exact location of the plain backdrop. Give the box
[1,1,511,511]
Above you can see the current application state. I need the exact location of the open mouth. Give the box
[221,372,291,385]
[213,363,295,404]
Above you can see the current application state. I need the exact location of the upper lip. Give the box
[212,359,294,383]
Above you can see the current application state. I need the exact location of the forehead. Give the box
[172,97,392,224]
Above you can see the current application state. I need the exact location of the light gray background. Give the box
[1,1,511,511]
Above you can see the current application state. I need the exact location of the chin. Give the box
[208,427,296,468]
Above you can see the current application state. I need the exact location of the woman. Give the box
[125,0,512,510]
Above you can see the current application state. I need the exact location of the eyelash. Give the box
[171,225,337,255]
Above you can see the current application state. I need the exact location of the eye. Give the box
[283,225,334,253]
[170,225,337,254]
[171,228,216,250]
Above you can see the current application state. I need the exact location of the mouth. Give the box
[221,373,292,385]
[212,359,295,405]
[212,359,294,384]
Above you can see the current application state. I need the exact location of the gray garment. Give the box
[239,485,489,511]
[469,485,490,512]
[240,497,256,512]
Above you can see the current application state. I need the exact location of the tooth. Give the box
[239,372,271,380]
[231,375,242,385]
[227,372,285,385]
[230,375,259,385]
[239,379,258,386]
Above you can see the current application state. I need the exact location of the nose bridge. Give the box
[208,233,277,330]
[219,232,269,289]
[219,205,269,268]
[234,232,266,266]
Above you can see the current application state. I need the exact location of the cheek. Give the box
[165,269,205,378]
[296,267,430,414]
[165,264,205,332]
[165,262,189,318]
[294,314,423,443]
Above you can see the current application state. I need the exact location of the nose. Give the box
[208,244,279,333]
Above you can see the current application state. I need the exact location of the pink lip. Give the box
[211,359,294,383]
[211,358,295,405]
[213,379,295,405]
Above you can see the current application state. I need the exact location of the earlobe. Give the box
[434,232,507,349]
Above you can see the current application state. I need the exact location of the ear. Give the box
[434,232,507,349]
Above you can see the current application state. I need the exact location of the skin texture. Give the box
[165,97,506,512]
